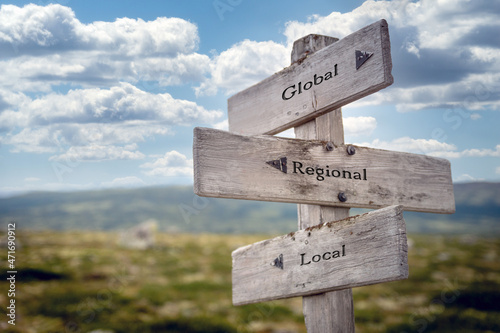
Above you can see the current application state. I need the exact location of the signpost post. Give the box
[193,19,455,332]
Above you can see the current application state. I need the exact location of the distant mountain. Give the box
[0,182,498,235]
[402,182,500,235]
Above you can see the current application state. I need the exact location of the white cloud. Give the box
[357,137,457,155]
[24,177,40,182]
[0,4,208,91]
[49,144,145,162]
[140,151,193,177]
[1,83,223,156]
[428,144,500,159]
[496,166,500,174]
[0,4,198,56]
[0,4,225,164]
[196,39,288,96]
[455,174,484,183]
[101,176,146,188]
[283,1,402,45]
[282,0,500,112]
[213,119,229,131]
[359,138,500,160]
[0,181,97,198]
[343,116,377,137]
[284,0,500,50]
[405,41,420,58]
[470,113,482,120]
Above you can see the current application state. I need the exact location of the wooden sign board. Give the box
[228,19,393,136]
[232,205,408,305]
[193,127,455,214]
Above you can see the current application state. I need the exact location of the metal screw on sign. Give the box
[346,145,356,155]
[338,192,347,202]
[326,141,334,151]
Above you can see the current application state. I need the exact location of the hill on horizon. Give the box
[0,182,499,235]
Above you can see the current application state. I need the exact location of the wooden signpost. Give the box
[228,19,393,136]
[194,127,455,214]
[232,205,408,305]
[192,19,455,332]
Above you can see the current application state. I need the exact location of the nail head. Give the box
[347,145,356,155]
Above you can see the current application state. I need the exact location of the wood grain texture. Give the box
[302,290,354,333]
[193,127,455,214]
[231,205,408,305]
[296,112,354,333]
[228,19,393,136]
[291,35,339,65]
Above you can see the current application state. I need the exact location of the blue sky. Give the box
[1,0,499,197]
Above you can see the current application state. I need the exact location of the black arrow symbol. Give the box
[271,254,284,269]
[355,50,374,70]
[266,157,287,173]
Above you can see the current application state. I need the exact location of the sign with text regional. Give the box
[228,19,393,136]
[193,127,455,214]
[232,205,408,305]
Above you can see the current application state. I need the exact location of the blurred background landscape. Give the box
[1,0,500,331]
[1,182,498,235]
[0,182,499,332]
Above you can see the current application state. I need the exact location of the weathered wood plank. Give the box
[228,19,393,136]
[296,111,354,333]
[302,290,354,333]
[232,205,408,305]
[193,127,455,214]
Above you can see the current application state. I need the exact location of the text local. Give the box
[300,245,346,266]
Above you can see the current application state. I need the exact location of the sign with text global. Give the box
[228,20,393,136]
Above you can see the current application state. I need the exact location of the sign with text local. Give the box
[228,19,393,136]
[232,205,408,305]
[193,127,455,214]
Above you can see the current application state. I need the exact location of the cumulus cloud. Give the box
[357,137,500,161]
[356,137,457,155]
[343,116,377,137]
[10,82,221,128]
[1,83,222,158]
[1,1,498,190]
[283,0,500,112]
[0,4,198,56]
[213,119,229,131]
[0,4,209,91]
[0,4,226,166]
[140,151,193,177]
[428,144,500,159]
[49,144,145,162]
[195,39,288,96]
[101,176,146,188]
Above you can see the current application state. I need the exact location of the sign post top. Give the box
[228,19,393,136]
[291,34,339,64]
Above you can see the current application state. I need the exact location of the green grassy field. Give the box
[1,230,499,333]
